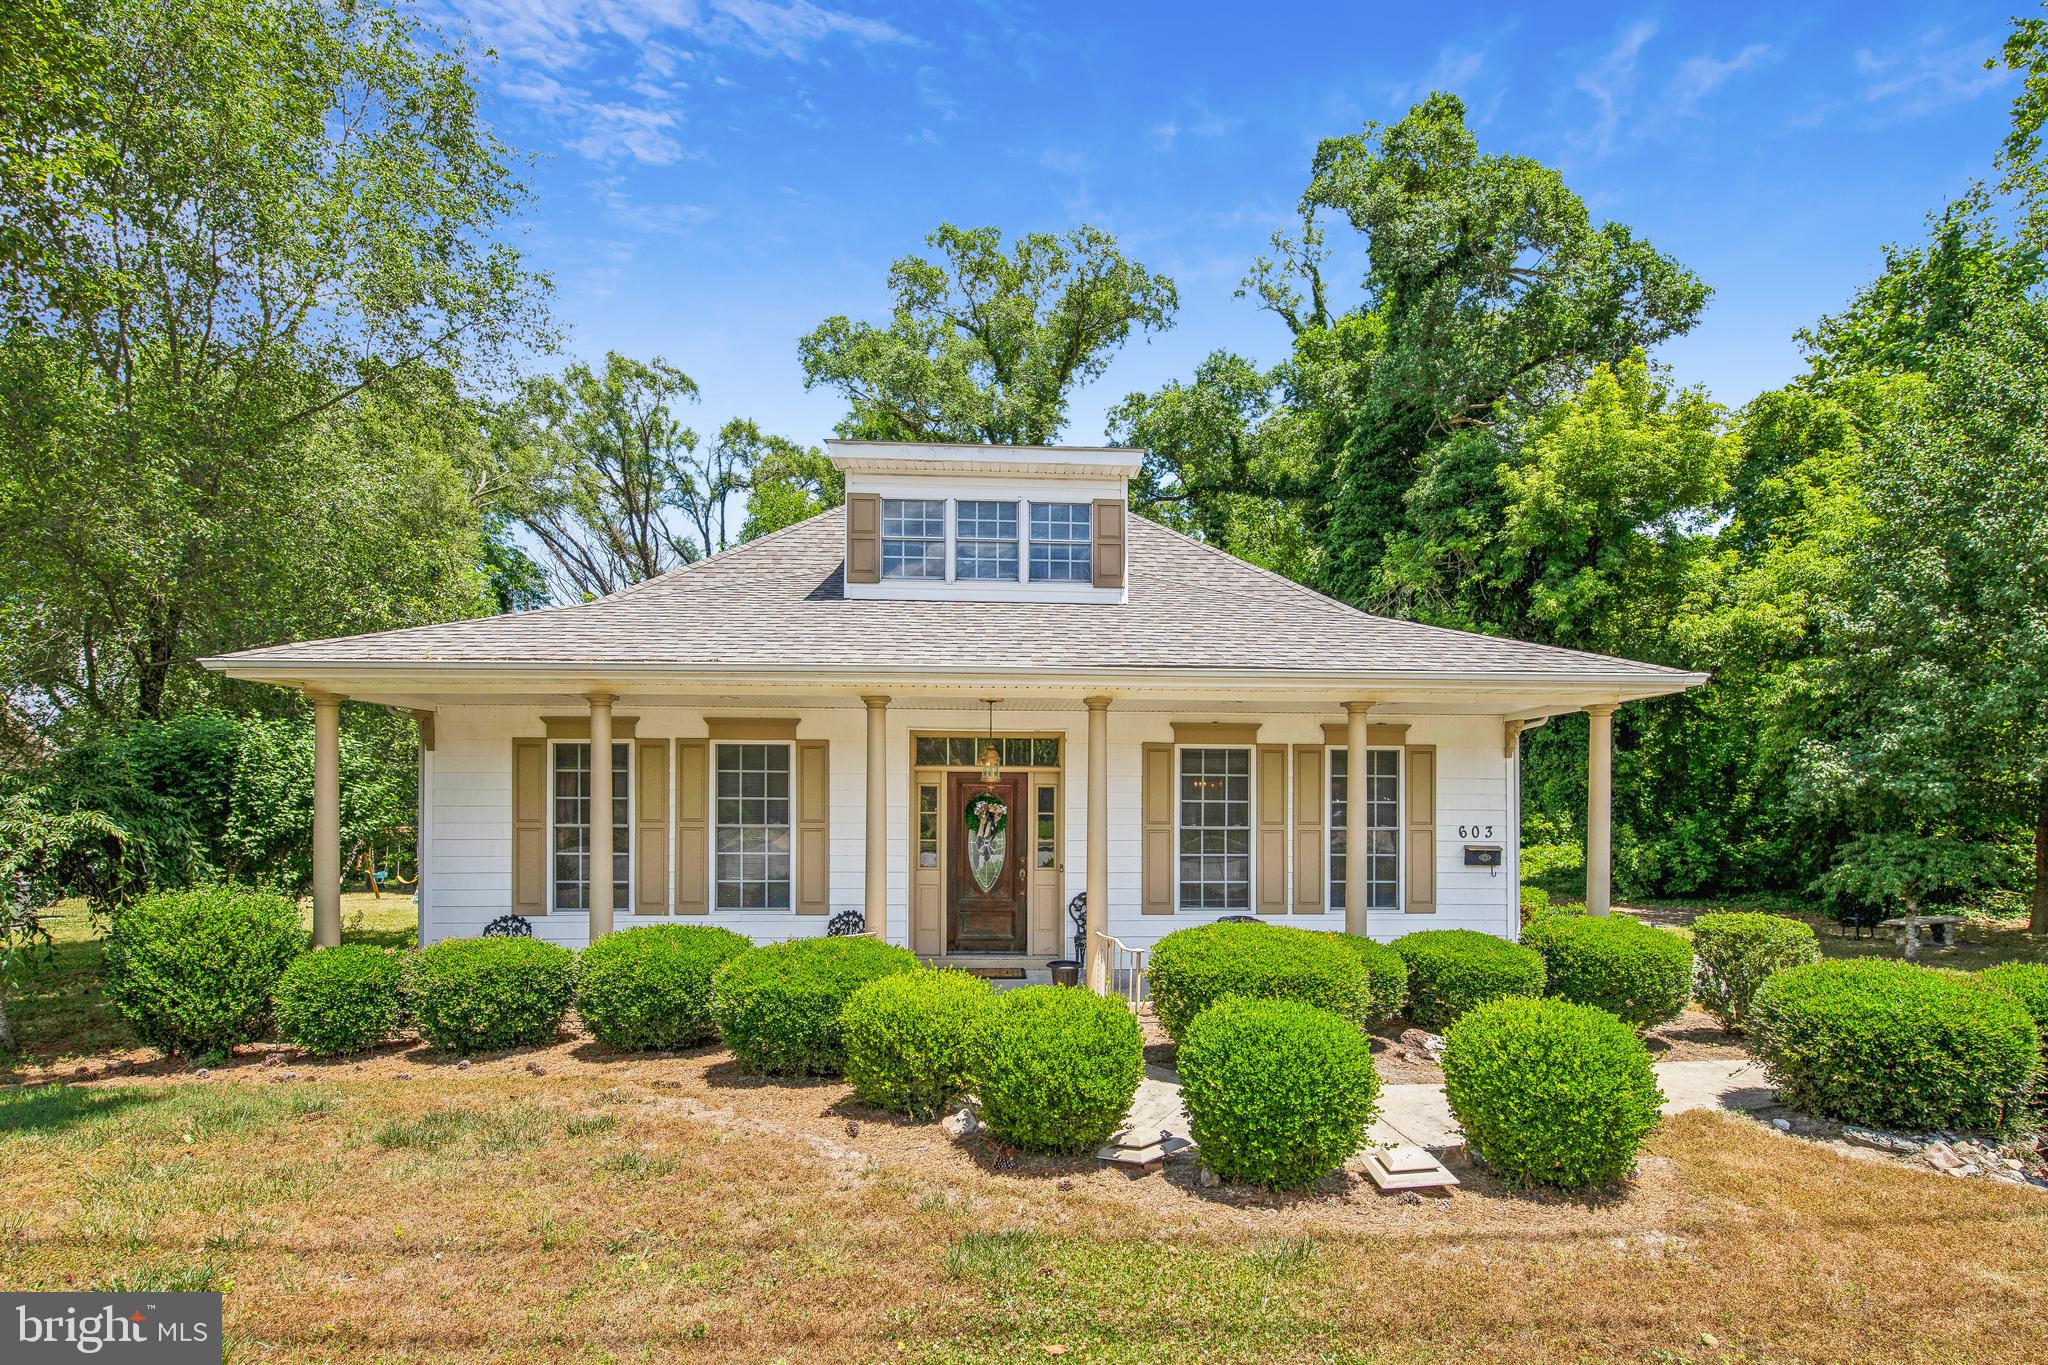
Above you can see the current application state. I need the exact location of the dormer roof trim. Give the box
[825,440,1145,480]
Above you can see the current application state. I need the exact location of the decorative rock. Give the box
[1842,1125,1922,1156]
[194,1068,210,1079]
[941,1107,978,1139]
[1197,1165,1220,1189]
[1771,1118,1792,1132]
[455,1059,471,1071]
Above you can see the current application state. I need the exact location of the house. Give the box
[204,442,1705,988]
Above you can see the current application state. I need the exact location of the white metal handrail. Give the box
[1091,932,1148,1006]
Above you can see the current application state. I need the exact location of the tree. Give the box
[733,423,842,542]
[0,0,546,721]
[494,353,707,598]
[0,794,142,1051]
[798,223,1178,444]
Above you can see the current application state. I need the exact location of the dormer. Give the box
[829,441,1138,604]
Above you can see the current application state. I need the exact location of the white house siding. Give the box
[419,702,1517,950]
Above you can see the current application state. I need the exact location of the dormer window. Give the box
[881,498,947,579]
[836,442,1133,603]
[1029,503,1092,582]
[956,501,1020,580]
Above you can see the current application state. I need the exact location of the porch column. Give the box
[863,695,889,941]
[588,692,615,939]
[1084,696,1111,993]
[1344,700,1372,937]
[1585,703,1616,916]
[309,690,343,949]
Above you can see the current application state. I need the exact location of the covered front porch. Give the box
[280,676,1649,990]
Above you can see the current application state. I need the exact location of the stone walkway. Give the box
[1378,1058,1773,1147]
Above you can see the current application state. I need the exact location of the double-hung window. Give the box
[955,501,1019,580]
[1330,748,1400,912]
[1029,502,1092,582]
[553,741,629,912]
[715,743,793,909]
[1178,747,1250,910]
[880,498,946,579]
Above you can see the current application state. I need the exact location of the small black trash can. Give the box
[1047,959,1082,988]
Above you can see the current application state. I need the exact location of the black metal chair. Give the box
[482,913,534,938]
[1836,906,1881,940]
[827,909,867,937]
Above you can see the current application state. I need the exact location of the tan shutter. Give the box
[1405,745,1437,914]
[1256,744,1287,915]
[512,738,547,916]
[846,493,881,585]
[1291,744,1324,914]
[1092,499,1126,589]
[635,739,669,915]
[1141,741,1173,914]
[675,740,709,915]
[796,739,830,915]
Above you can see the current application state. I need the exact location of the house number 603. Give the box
[1457,824,1495,839]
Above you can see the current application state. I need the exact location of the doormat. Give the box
[957,966,1027,979]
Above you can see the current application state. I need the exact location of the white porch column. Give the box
[1585,703,1616,916]
[310,690,343,949]
[1344,699,1372,937]
[1084,696,1111,993]
[863,695,889,940]
[588,692,615,939]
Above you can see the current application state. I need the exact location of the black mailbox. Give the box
[1463,845,1503,867]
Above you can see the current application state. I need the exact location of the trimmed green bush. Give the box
[1520,914,1692,1031]
[1518,885,1551,927]
[1443,996,1664,1189]
[1391,930,1546,1031]
[1178,997,1380,1189]
[1333,934,1409,1027]
[1146,921,1367,1039]
[1691,912,1820,1029]
[103,885,305,1055]
[409,936,577,1054]
[577,924,753,1051]
[970,985,1143,1154]
[274,946,404,1056]
[709,935,919,1076]
[1749,959,2038,1133]
[842,970,995,1119]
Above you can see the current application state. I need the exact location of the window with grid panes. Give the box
[715,743,792,909]
[553,742,629,911]
[955,501,1019,580]
[1178,747,1250,909]
[1028,502,1092,582]
[880,498,946,579]
[1329,748,1400,912]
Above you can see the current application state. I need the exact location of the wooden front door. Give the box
[947,771,1029,953]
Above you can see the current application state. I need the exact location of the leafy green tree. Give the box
[0,794,142,1050]
[799,223,1177,444]
[0,0,546,720]
[734,424,842,542]
[495,352,708,598]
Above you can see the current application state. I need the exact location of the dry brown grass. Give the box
[5,1028,2047,1364]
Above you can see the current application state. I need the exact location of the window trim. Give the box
[1027,499,1094,584]
[711,738,797,912]
[1326,744,1404,917]
[1173,743,1256,914]
[879,497,949,581]
[953,498,1022,582]
[547,737,634,915]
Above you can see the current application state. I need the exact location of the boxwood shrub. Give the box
[1178,997,1380,1189]
[1443,996,1664,1189]
[841,969,994,1119]
[1748,959,2038,1133]
[1691,912,1821,1029]
[709,935,919,1076]
[970,985,1143,1154]
[274,945,405,1056]
[1333,934,1409,1027]
[103,885,305,1055]
[1518,885,1551,927]
[409,936,577,1054]
[1520,914,1692,1031]
[1146,921,1367,1039]
[1390,930,1546,1031]
[577,924,754,1051]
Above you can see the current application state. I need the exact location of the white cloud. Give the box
[1671,42,1775,113]
[570,103,695,165]
[591,178,717,233]
[1038,148,1094,175]
[1386,46,1487,107]
[1575,19,1658,156]
[1853,30,2009,120]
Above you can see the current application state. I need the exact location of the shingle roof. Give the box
[206,509,1697,684]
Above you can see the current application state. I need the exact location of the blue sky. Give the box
[436,1,2026,447]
